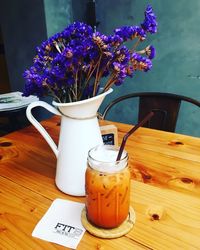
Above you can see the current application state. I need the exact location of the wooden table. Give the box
[0,116,200,250]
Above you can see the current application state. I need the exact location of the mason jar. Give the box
[85,144,130,229]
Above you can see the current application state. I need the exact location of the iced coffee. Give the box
[85,145,130,229]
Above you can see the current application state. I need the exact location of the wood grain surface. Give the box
[0,116,200,249]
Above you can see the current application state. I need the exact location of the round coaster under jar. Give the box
[81,206,136,239]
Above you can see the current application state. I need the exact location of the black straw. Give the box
[116,111,154,161]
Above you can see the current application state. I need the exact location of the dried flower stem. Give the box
[74,69,79,101]
[131,38,141,52]
[93,54,102,96]
[78,55,102,100]
[45,83,62,103]
[103,73,116,92]
[137,45,152,58]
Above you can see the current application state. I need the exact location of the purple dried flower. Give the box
[114,46,131,64]
[107,34,123,47]
[131,53,152,71]
[23,6,157,102]
[141,5,158,34]
[146,45,156,59]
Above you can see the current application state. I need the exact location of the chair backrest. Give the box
[102,92,200,132]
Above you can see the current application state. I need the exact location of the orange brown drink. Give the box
[85,145,130,229]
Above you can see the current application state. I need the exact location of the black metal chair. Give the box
[102,92,200,132]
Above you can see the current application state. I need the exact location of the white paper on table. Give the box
[0,92,38,111]
[32,199,85,249]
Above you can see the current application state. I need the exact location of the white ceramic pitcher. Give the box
[26,88,113,196]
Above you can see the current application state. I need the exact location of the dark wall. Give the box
[44,0,73,37]
[0,0,47,92]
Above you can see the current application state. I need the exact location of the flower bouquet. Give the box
[23,5,157,103]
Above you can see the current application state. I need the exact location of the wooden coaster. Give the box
[81,207,136,239]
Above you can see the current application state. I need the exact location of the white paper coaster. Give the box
[32,199,85,249]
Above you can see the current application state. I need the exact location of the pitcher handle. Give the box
[26,101,61,158]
